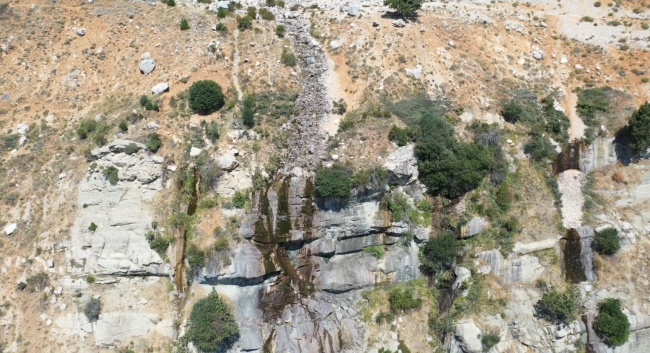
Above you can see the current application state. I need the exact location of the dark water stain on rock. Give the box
[562,228,587,283]
[554,141,586,174]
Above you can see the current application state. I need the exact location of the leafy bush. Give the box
[140,95,159,111]
[534,286,580,324]
[205,121,219,142]
[217,7,227,18]
[84,298,102,322]
[184,289,239,352]
[375,311,395,324]
[275,24,286,37]
[237,15,253,30]
[124,143,139,155]
[242,95,256,128]
[416,113,493,198]
[180,18,190,31]
[501,100,526,123]
[363,245,385,259]
[77,119,97,140]
[384,192,411,223]
[628,102,650,153]
[594,228,621,255]
[88,222,98,232]
[524,133,558,162]
[332,98,347,115]
[281,48,297,67]
[232,191,248,209]
[189,80,225,114]
[353,166,389,190]
[481,333,501,352]
[147,132,162,152]
[246,6,257,18]
[259,8,275,20]
[384,0,424,16]
[167,0,175,6]
[388,288,422,313]
[103,166,119,185]
[26,272,50,291]
[314,164,353,200]
[119,121,128,132]
[388,125,412,146]
[215,22,228,34]
[594,298,630,347]
[577,87,610,128]
[186,243,206,277]
[421,232,458,274]
[149,235,173,256]
[86,275,96,283]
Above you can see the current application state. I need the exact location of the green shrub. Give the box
[332,98,347,114]
[26,272,50,291]
[266,0,276,6]
[246,6,257,18]
[103,166,119,185]
[205,121,219,142]
[149,235,173,256]
[124,143,139,155]
[215,22,228,34]
[363,245,385,259]
[217,7,227,18]
[180,18,190,31]
[147,132,162,152]
[84,298,102,322]
[276,24,286,38]
[232,191,248,209]
[421,232,458,274]
[388,125,412,146]
[184,289,239,352]
[278,0,285,7]
[186,243,206,277]
[189,80,225,114]
[594,228,621,255]
[281,48,297,67]
[88,222,98,232]
[628,102,650,153]
[139,95,150,107]
[384,0,424,16]
[77,119,97,140]
[167,0,175,6]
[384,192,411,223]
[237,15,253,30]
[388,288,422,313]
[577,87,610,128]
[119,121,128,132]
[416,113,493,198]
[375,311,395,324]
[594,298,630,347]
[481,333,501,352]
[242,94,256,128]
[353,166,389,189]
[534,286,580,324]
[314,164,353,200]
[86,275,95,283]
[524,133,558,162]
[259,8,275,20]
[501,100,526,123]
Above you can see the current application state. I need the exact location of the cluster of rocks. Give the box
[66,140,170,276]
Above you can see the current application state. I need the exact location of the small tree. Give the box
[215,22,228,34]
[594,298,630,347]
[628,102,650,153]
[189,80,225,114]
[241,95,256,128]
[421,232,458,274]
[534,286,580,324]
[501,100,526,124]
[167,0,175,6]
[384,0,424,16]
[594,228,621,255]
[184,289,239,352]
[84,298,102,322]
[180,18,190,31]
[314,164,353,201]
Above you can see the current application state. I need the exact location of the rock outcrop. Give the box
[383,144,418,185]
[477,250,544,284]
[66,140,169,276]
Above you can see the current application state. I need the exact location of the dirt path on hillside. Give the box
[232,29,243,101]
[565,89,586,141]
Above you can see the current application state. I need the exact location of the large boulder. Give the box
[461,216,488,238]
[139,59,156,75]
[383,144,418,185]
[451,320,483,353]
[94,312,160,346]
[218,154,239,171]
[151,83,169,95]
[477,250,543,284]
[314,253,379,293]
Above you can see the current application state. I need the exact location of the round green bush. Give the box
[534,286,580,324]
[84,298,102,322]
[188,80,225,114]
[314,164,353,200]
[629,102,650,153]
[421,232,458,274]
[594,228,621,255]
[184,289,239,352]
[594,299,630,347]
